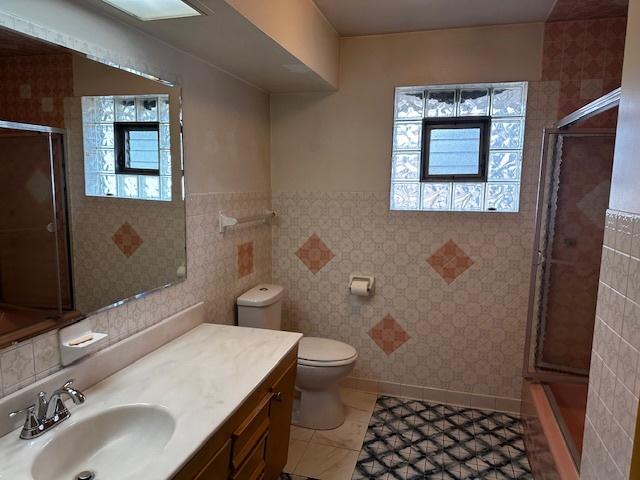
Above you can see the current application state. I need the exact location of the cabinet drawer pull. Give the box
[272,391,282,402]
[232,392,273,469]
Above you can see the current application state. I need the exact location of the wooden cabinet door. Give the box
[264,360,297,480]
[195,440,231,480]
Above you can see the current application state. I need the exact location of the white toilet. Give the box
[237,284,357,430]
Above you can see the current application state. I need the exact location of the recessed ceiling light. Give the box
[100,0,202,21]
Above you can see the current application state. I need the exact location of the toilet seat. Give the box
[297,337,357,367]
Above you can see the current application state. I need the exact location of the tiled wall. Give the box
[0,191,272,398]
[542,17,627,119]
[0,54,73,128]
[580,209,640,480]
[271,81,560,404]
[548,0,629,21]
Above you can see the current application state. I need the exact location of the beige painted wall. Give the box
[225,0,339,89]
[610,0,640,214]
[271,22,544,192]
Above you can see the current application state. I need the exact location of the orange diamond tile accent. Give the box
[112,222,143,258]
[427,239,474,284]
[237,241,254,278]
[295,233,335,274]
[369,314,410,355]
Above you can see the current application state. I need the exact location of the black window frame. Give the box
[420,116,491,183]
[114,122,160,176]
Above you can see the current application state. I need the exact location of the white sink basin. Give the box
[31,404,176,480]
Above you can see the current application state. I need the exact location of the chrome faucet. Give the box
[9,379,85,439]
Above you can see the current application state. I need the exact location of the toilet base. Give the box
[292,387,345,430]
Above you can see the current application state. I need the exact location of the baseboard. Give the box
[342,376,521,414]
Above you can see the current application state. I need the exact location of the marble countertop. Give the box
[0,324,302,480]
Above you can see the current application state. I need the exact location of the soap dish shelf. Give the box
[59,320,109,366]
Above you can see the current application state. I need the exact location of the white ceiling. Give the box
[312,0,557,36]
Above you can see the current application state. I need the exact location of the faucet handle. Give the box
[9,405,38,428]
[9,404,36,419]
[9,404,44,440]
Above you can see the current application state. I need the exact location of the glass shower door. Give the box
[0,126,68,337]
[525,129,616,376]
[537,133,615,373]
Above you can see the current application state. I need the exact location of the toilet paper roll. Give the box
[350,279,370,297]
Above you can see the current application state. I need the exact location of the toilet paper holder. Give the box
[349,275,375,296]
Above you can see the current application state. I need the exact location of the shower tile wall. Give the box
[272,82,560,403]
[0,53,73,128]
[0,191,272,397]
[580,210,640,480]
[548,0,629,21]
[542,16,627,119]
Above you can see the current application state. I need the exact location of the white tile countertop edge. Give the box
[0,307,302,479]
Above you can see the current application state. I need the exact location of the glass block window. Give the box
[390,82,527,212]
[81,94,172,201]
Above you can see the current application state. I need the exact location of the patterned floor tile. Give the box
[352,396,533,480]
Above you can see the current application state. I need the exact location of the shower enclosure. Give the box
[521,90,619,476]
[0,120,72,343]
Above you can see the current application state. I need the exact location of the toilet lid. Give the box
[298,337,357,364]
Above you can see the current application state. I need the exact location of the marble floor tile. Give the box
[285,439,310,473]
[291,425,315,442]
[312,419,370,451]
[341,388,378,412]
[294,442,360,480]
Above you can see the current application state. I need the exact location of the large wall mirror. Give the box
[0,27,186,347]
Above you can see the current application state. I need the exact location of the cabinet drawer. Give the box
[232,392,272,469]
[195,439,231,480]
[233,434,267,480]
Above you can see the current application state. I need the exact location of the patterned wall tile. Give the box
[426,239,474,285]
[111,222,144,258]
[272,82,560,401]
[368,315,410,355]
[548,0,628,21]
[0,343,35,393]
[238,241,254,278]
[0,53,73,128]
[0,190,273,399]
[295,233,335,274]
[542,17,627,119]
[581,210,640,480]
[32,331,60,374]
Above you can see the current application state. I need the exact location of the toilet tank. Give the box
[237,284,284,330]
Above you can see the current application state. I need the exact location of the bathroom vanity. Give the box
[172,342,297,480]
[0,314,301,480]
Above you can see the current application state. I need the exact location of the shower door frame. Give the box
[522,88,621,383]
[0,119,71,318]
